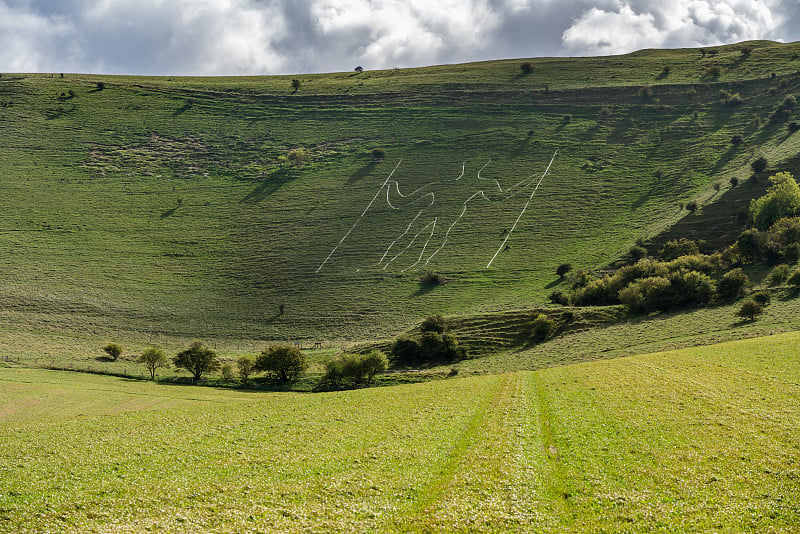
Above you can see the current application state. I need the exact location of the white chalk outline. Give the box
[317,153,556,273]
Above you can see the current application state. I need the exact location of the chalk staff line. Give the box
[316,159,403,273]
[486,150,557,269]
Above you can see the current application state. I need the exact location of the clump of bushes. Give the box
[319,350,388,388]
[751,156,768,174]
[391,329,465,367]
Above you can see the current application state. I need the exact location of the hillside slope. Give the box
[2,40,800,343]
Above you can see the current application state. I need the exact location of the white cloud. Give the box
[562,0,779,56]
[0,0,798,75]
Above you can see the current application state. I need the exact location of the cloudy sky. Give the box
[2,0,799,75]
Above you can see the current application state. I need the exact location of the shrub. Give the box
[371,148,386,161]
[420,314,447,333]
[639,85,654,100]
[353,350,388,384]
[137,347,169,380]
[391,336,421,365]
[419,271,445,286]
[96,81,105,90]
[255,345,307,384]
[555,263,572,277]
[618,276,672,313]
[788,268,800,289]
[668,270,715,307]
[319,357,346,388]
[737,300,764,321]
[392,332,465,366]
[731,134,743,145]
[768,264,791,286]
[628,245,648,262]
[287,148,308,167]
[530,314,556,342]
[563,114,572,122]
[237,355,255,384]
[789,121,800,133]
[749,172,800,230]
[173,341,220,382]
[730,176,739,187]
[751,156,768,174]
[717,268,750,300]
[659,238,699,261]
[686,200,698,212]
[600,106,611,118]
[221,363,234,380]
[520,62,533,74]
[291,78,301,92]
[752,291,772,306]
[103,343,122,361]
[736,228,764,261]
[704,66,723,77]
[548,289,571,306]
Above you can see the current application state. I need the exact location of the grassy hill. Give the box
[2,332,799,532]
[3,40,800,352]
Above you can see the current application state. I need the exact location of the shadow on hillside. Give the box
[411,284,437,297]
[349,162,377,183]
[160,206,178,218]
[241,167,295,203]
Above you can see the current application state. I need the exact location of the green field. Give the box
[2,332,799,532]
[3,40,800,351]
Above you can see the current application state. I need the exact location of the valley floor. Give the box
[1,332,800,532]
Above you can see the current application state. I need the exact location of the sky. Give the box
[1,0,799,76]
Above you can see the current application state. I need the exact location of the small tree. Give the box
[237,355,255,384]
[420,314,447,334]
[255,345,307,384]
[173,341,220,382]
[359,350,388,383]
[737,300,764,321]
[103,343,122,361]
[520,62,533,74]
[731,134,743,145]
[556,263,573,277]
[751,156,768,174]
[291,78,301,93]
[138,347,169,380]
[354,66,363,74]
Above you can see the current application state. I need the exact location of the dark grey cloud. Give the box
[1,0,798,75]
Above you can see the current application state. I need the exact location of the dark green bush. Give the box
[556,263,572,277]
[420,314,447,333]
[530,314,556,342]
[751,156,768,174]
[659,238,699,261]
[752,291,772,306]
[768,264,790,286]
[717,268,750,300]
[419,271,446,286]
